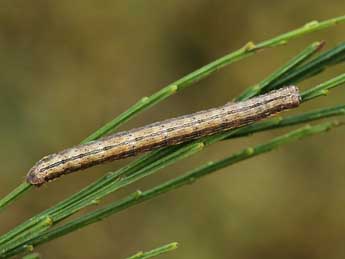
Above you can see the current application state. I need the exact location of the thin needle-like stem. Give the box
[0,15,344,211]
[3,121,341,258]
[0,15,345,258]
[125,243,178,259]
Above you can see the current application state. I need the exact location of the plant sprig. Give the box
[2,120,342,258]
[125,243,178,259]
[0,15,344,259]
[1,15,344,211]
[1,47,344,258]
[1,56,345,258]
[1,40,345,256]
[82,15,345,142]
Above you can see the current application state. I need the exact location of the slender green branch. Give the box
[50,143,205,223]
[0,217,52,256]
[0,144,202,250]
[4,55,343,250]
[3,38,342,215]
[3,121,341,258]
[236,41,323,101]
[254,17,345,48]
[22,253,40,259]
[1,44,344,254]
[227,104,345,139]
[265,42,345,91]
[301,73,345,101]
[0,147,184,248]
[2,15,343,213]
[82,15,345,142]
[2,103,344,256]
[48,73,345,223]
[125,243,178,259]
[1,16,345,257]
[0,182,31,211]
[48,104,345,223]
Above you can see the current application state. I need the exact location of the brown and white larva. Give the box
[26,86,301,186]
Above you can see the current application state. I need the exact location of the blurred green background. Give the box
[0,1,344,259]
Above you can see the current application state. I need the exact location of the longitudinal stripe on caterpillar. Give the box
[26,86,301,186]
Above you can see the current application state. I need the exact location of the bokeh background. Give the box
[0,1,345,258]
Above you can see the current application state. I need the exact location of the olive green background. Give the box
[0,1,345,259]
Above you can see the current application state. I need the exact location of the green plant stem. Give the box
[236,41,323,101]
[3,121,341,258]
[265,42,345,91]
[2,103,344,256]
[2,39,342,215]
[0,144,199,249]
[0,183,31,211]
[42,76,345,224]
[2,16,343,214]
[40,40,333,220]
[301,73,345,101]
[50,143,205,222]
[227,104,345,139]
[1,16,345,257]
[47,104,345,223]
[51,41,345,205]
[83,15,345,142]
[254,17,345,48]
[0,217,52,256]
[32,105,345,222]
[125,242,178,259]
[22,253,40,259]
[1,51,344,253]
[0,15,344,213]
[0,147,184,247]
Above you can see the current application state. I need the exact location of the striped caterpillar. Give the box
[27,86,301,186]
